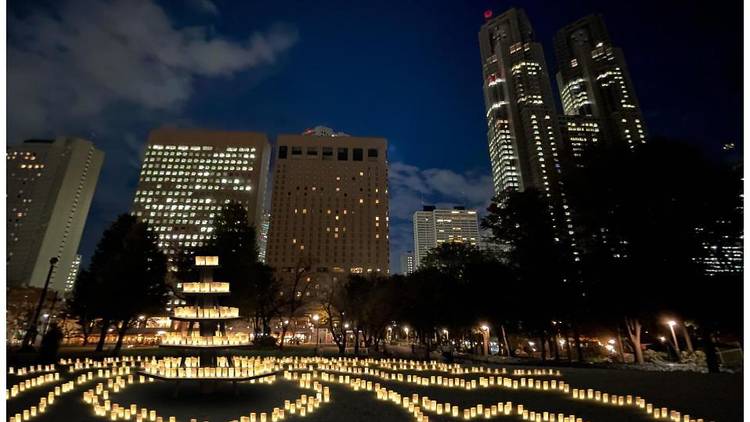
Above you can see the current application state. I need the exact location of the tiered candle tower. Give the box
[139,256,276,389]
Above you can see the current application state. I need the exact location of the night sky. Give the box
[7,0,742,272]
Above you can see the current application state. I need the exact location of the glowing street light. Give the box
[312,314,320,356]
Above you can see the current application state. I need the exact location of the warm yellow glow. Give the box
[194,256,219,266]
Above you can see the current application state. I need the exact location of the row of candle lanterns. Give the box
[180,282,230,294]
[81,366,329,422]
[6,372,59,399]
[7,358,140,422]
[7,364,55,376]
[172,306,239,319]
[160,332,250,347]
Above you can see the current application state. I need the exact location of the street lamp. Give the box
[667,320,681,355]
[22,257,59,350]
[403,326,409,343]
[312,314,320,356]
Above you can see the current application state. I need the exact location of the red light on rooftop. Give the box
[483,10,493,19]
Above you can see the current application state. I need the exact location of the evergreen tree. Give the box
[88,214,168,354]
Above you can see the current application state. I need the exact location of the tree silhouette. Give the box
[88,214,168,354]
[567,139,742,367]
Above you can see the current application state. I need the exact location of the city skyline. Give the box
[6,0,742,273]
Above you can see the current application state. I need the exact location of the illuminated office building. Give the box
[412,206,479,269]
[131,128,271,263]
[266,128,389,280]
[479,8,566,196]
[554,14,647,150]
[7,138,103,291]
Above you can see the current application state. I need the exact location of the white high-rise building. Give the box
[7,138,104,291]
[412,206,480,269]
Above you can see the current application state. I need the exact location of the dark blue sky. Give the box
[8,0,742,272]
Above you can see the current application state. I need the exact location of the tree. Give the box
[566,139,741,367]
[88,214,168,354]
[205,201,258,285]
[244,263,282,338]
[65,269,98,346]
[277,257,314,349]
[482,189,577,361]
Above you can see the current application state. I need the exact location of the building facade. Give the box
[479,8,566,196]
[554,15,647,151]
[65,254,82,292]
[412,206,480,269]
[266,129,389,280]
[131,128,271,264]
[7,138,104,291]
[399,251,415,275]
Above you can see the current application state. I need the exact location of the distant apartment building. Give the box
[400,251,415,274]
[6,138,103,291]
[131,128,271,264]
[266,127,389,281]
[413,206,479,269]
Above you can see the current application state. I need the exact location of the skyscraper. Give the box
[131,128,271,263]
[412,206,480,269]
[7,138,104,291]
[554,15,647,150]
[478,8,566,196]
[266,128,389,280]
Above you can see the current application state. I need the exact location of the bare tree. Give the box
[277,256,313,349]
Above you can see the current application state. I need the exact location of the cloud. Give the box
[388,162,494,272]
[388,162,493,220]
[188,0,220,16]
[7,0,298,142]
[6,0,299,265]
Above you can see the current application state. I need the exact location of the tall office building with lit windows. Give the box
[554,14,647,150]
[479,8,566,196]
[131,128,271,264]
[7,138,103,291]
[266,128,389,281]
[412,206,480,269]
[478,8,578,262]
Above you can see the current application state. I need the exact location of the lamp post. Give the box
[22,257,59,350]
[312,314,320,356]
[480,324,490,356]
[667,320,681,355]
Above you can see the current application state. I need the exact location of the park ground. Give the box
[6,345,742,422]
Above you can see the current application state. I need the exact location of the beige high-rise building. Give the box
[131,128,271,263]
[266,128,389,280]
[7,138,104,291]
